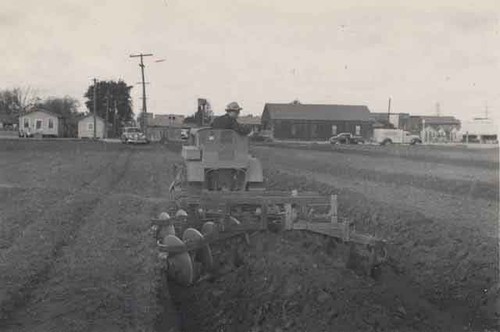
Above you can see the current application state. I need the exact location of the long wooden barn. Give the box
[261,103,373,141]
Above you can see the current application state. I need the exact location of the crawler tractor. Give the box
[152,128,387,286]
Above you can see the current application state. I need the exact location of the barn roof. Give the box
[263,103,371,121]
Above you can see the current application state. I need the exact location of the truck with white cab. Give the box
[373,129,422,145]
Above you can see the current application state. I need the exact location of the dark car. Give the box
[121,127,149,144]
[329,133,364,145]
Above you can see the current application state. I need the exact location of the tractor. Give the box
[171,127,265,193]
[152,128,387,286]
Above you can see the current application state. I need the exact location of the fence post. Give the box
[330,195,338,224]
[284,203,293,230]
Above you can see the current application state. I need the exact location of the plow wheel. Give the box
[163,235,194,286]
[183,228,214,276]
[201,221,217,236]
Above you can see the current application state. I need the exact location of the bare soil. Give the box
[253,144,499,331]
[1,140,498,332]
[0,140,179,332]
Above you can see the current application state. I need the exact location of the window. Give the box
[24,118,29,128]
[291,124,297,136]
[331,125,337,135]
[355,125,361,136]
[48,119,54,129]
[36,120,42,129]
[88,123,94,130]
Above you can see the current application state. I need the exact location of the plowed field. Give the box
[0,140,498,332]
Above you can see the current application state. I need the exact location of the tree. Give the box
[38,97,81,137]
[84,80,133,135]
[0,87,38,126]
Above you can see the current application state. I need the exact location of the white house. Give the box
[78,115,105,139]
[19,109,62,137]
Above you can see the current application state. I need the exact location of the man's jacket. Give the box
[210,114,251,135]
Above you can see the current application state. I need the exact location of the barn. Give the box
[261,103,372,141]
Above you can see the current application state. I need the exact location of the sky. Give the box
[0,0,499,122]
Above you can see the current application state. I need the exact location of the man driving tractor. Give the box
[211,101,251,135]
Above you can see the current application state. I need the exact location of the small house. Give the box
[238,115,262,133]
[19,109,62,137]
[78,115,105,139]
[150,114,185,127]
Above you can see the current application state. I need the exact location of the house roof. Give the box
[21,108,62,118]
[413,116,461,125]
[263,103,371,122]
[79,115,105,123]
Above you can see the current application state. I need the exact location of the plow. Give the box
[152,128,387,286]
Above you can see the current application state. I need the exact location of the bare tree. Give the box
[0,86,39,118]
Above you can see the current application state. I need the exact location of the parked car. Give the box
[329,133,365,144]
[121,127,149,144]
[249,130,273,142]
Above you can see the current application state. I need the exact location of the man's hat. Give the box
[226,102,242,113]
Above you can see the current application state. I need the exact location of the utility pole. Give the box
[387,96,392,127]
[436,102,441,117]
[114,100,118,138]
[105,88,110,139]
[93,78,97,139]
[129,53,153,135]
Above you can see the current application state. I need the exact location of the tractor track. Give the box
[0,149,132,327]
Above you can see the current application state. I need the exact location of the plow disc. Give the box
[152,190,388,286]
[162,235,194,286]
[183,228,214,274]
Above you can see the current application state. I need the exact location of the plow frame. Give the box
[153,190,387,268]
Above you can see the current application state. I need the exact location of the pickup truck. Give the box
[373,129,422,145]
